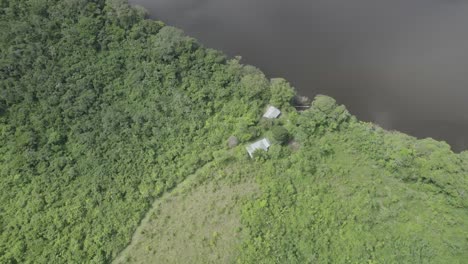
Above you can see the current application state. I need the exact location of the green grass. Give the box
[116,101,468,264]
[237,118,468,263]
[1,1,467,263]
[114,158,260,264]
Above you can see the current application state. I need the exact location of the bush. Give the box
[272,126,290,145]
[270,78,295,108]
[312,94,337,114]
[300,95,351,133]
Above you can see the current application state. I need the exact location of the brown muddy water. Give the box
[130,0,468,151]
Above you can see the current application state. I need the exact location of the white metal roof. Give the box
[263,106,281,119]
[246,138,271,158]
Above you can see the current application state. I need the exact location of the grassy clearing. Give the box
[114,159,260,264]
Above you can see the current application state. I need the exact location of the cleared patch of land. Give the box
[114,161,260,264]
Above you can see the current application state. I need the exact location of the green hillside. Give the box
[1,0,467,263]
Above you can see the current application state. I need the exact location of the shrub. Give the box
[272,126,290,145]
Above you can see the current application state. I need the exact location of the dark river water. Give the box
[130,0,468,152]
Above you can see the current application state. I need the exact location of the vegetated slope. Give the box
[0,1,466,263]
[237,96,468,263]
[0,0,273,262]
[119,94,468,264]
[114,160,260,264]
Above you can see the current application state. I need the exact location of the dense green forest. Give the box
[0,0,467,263]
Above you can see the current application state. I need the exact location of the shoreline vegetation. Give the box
[1,0,467,263]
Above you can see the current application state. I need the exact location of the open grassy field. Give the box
[114,160,260,264]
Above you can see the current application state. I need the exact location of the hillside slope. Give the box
[114,160,260,264]
[117,95,468,263]
[0,0,467,263]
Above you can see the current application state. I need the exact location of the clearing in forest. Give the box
[113,161,260,264]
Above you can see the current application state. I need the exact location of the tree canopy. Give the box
[0,0,467,263]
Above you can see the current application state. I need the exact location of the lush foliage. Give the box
[238,98,468,263]
[0,1,467,263]
[271,125,289,145]
[0,0,271,262]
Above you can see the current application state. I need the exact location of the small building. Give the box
[246,138,271,158]
[263,106,281,119]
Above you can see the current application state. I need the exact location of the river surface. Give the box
[130,0,468,152]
